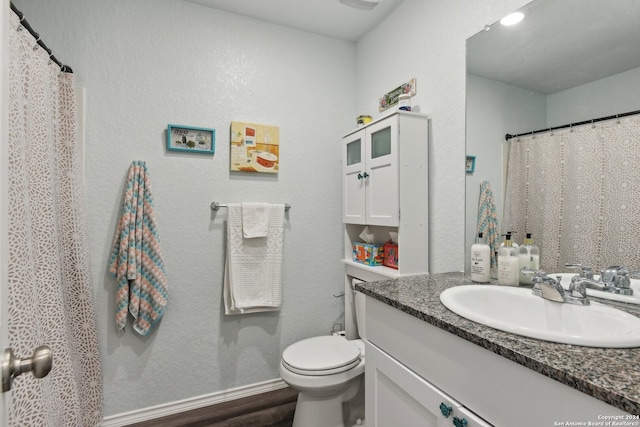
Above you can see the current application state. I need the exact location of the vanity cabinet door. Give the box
[365,341,493,426]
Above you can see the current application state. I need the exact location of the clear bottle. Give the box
[471,232,491,283]
[498,233,519,286]
[518,233,540,285]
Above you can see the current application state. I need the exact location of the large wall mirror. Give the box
[465,0,640,273]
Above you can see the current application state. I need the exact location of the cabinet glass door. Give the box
[365,119,399,226]
[343,130,366,224]
[370,127,391,158]
[346,139,362,165]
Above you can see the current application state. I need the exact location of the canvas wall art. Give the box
[230,121,280,173]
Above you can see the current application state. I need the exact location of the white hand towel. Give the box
[242,202,270,238]
[224,203,285,314]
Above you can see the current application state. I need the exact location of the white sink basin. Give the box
[550,273,640,305]
[440,285,640,348]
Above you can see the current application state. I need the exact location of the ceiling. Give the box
[184,0,640,94]
[185,0,404,42]
[467,0,640,94]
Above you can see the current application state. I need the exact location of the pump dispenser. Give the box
[518,233,540,284]
[471,232,491,283]
[499,231,519,249]
[498,233,519,286]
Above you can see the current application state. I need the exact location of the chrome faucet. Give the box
[523,269,590,306]
[566,264,637,296]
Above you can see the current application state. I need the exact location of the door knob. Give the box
[2,345,53,392]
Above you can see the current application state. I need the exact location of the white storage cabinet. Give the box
[342,112,429,279]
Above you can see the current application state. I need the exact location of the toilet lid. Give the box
[282,336,362,376]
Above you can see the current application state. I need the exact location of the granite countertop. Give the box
[355,271,640,414]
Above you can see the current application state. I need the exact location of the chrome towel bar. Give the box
[210,202,291,211]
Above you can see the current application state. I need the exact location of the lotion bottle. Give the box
[471,232,491,283]
[498,233,519,286]
[518,233,540,284]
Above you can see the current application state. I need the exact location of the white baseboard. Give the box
[101,378,289,427]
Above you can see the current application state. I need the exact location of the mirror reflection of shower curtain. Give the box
[8,12,103,426]
[503,115,640,273]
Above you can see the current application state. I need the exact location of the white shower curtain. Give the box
[7,11,103,426]
[504,114,640,274]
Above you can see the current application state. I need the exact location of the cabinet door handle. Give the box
[439,402,452,418]
[357,173,363,180]
[363,172,369,179]
[453,416,468,427]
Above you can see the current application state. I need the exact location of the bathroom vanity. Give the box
[356,272,640,425]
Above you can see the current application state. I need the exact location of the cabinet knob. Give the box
[439,402,452,418]
[357,173,363,180]
[363,172,369,178]
[453,416,468,427]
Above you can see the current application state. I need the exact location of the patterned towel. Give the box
[108,161,168,335]
[476,181,500,269]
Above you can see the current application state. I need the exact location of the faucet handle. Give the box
[566,279,591,305]
[565,263,594,279]
[600,266,623,283]
[521,268,546,278]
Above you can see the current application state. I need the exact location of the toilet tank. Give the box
[352,279,366,340]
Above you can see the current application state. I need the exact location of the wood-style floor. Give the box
[127,387,298,427]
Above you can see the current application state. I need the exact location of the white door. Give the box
[365,117,399,226]
[1,0,10,422]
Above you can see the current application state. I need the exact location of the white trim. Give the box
[101,378,289,427]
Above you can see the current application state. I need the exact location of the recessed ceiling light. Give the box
[340,0,382,10]
[500,11,524,26]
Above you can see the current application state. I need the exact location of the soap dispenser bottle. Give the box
[498,233,519,286]
[518,233,540,284]
[471,232,491,283]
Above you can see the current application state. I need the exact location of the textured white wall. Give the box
[355,0,530,273]
[547,66,640,127]
[13,0,355,416]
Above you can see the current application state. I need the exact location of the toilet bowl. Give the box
[280,335,365,427]
[280,280,367,427]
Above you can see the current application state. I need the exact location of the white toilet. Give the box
[280,281,367,427]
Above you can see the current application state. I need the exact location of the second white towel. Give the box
[224,203,285,314]
[242,202,269,238]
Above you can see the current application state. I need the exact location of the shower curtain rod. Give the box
[505,108,640,141]
[10,2,73,73]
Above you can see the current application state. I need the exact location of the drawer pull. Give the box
[439,402,452,418]
[453,416,468,427]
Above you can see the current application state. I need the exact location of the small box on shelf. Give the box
[383,241,398,269]
[352,242,384,266]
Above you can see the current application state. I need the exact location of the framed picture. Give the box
[167,124,215,154]
[465,155,476,173]
[230,121,280,173]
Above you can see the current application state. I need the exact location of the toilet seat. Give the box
[282,335,362,376]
